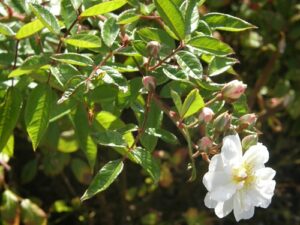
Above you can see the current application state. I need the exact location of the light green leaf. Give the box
[208,56,238,76]
[102,17,120,47]
[16,19,45,39]
[0,23,15,36]
[154,0,185,40]
[73,105,97,169]
[8,55,50,78]
[182,0,198,35]
[202,12,256,32]
[25,84,52,150]
[80,0,127,17]
[0,88,22,151]
[171,90,182,113]
[176,50,203,80]
[101,66,128,93]
[117,9,140,24]
[2,135,14,157]
[81,159,124,201]
[132,147,160,182]
[30,3,60,34]
[181,89,204,118]
[64,34,102,48]
[52,53,94,66]
[20,199,47,225]
[188,36,234,56]
[93,130,127,148]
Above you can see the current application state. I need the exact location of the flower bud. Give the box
[242,134,258,150]
[221,80,247,100]
[197,136,213,151]
[239,113,257,127]
[142,76,156,91]
[199,107,214,123]
[213,111,231,132]
[147,41,161,58]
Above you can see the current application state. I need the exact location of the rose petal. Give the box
[215,197,233,218]
[221,134,243,165]
[233,192,255,221]
[204,192,218,208]
[203,171,231,192]
[243,143,269,169]
[210,182,237,202]
[209,154,224,172]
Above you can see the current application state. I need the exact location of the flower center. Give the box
[232,164,255,189]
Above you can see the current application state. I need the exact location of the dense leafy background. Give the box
[0,0,299,225]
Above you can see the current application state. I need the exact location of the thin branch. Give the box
[56,17,79,53]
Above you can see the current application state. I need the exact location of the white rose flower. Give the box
[203,134,276,222]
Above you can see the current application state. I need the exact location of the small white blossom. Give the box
[203,134,276,221]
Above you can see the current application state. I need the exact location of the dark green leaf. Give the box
[183,0,198,35]
[30,3,60,34]
[81,159,124,201]
[188,36,234,56]
[21,159,38,184]
[202,13,256,32]
[71,158,92,184]
[52,53,94,66]
[154,0,185,40]
[171,90,182,113]
[64,34,102,48]
[0,88,22,151]
[101,17,120,47]
[176,50,203,79]
[94,130,127,148]
[181,89,204,118]
[0,190,20,225]
[73,105,97,169]
[61,0,78,29]
[25,84,52,150]
[145,128,178,145]
[80,0,127,17]
[16,19,45,39]
[132,147,160,182]
[101,66,128,93]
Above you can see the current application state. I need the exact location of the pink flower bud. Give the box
[222,80,247,100]
[199,107,214,123]
[198,136,213,151]
[147,41,161,58]
[142,76,156,91]
[239,113,257,126]
[213,111,231,132]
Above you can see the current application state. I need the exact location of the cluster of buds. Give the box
[199,107,214,123]
[239,113,257,129]
[242,134,258,150]
[147,41,161,58]
[221,80,247,101]
[197,136,213,152]
[213,111,232,132]
[142,76,157,92]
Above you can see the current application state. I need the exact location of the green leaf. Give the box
[171,90,182,113]
[2,135,14,157]
[0,190,20,225]
[176,50,203,80]
[20,199,47,225]
[202,13,256,32]
[101,66,128,93]
[101,17,120,47]
[73,105,97,169]
[80,0,127,17]
[181,89,204,118]
[183,0,199,35]
[16,19,45,39]
[208,56,238,76]
[94,130,127,148]
[8,55,50,78]
[81,159,124,201]
[145,128,178,145]
[0,23,15,36]
[52,53,94,66]
[25,84,52,150]
[64,34,102,48]
[30,3,60,34]
[0,88,22,151]
[162,66,189,81]
[154,0,185,40]
[21,159,38,184]
[117,9,140,25]
[132,147,160,182]
[188,36,234,56]
[71,158,92,184]
[61,0,78,29]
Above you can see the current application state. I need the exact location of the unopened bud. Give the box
[199,107,214,123]
[147,41,161,58]
[239,113,257,127]
[242,134,258,150]
[213,111,231,132]
[221,80,247,100]
[197,136,213,151]
[142,76,156,91]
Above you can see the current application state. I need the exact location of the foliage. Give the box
[0,0,297,224]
